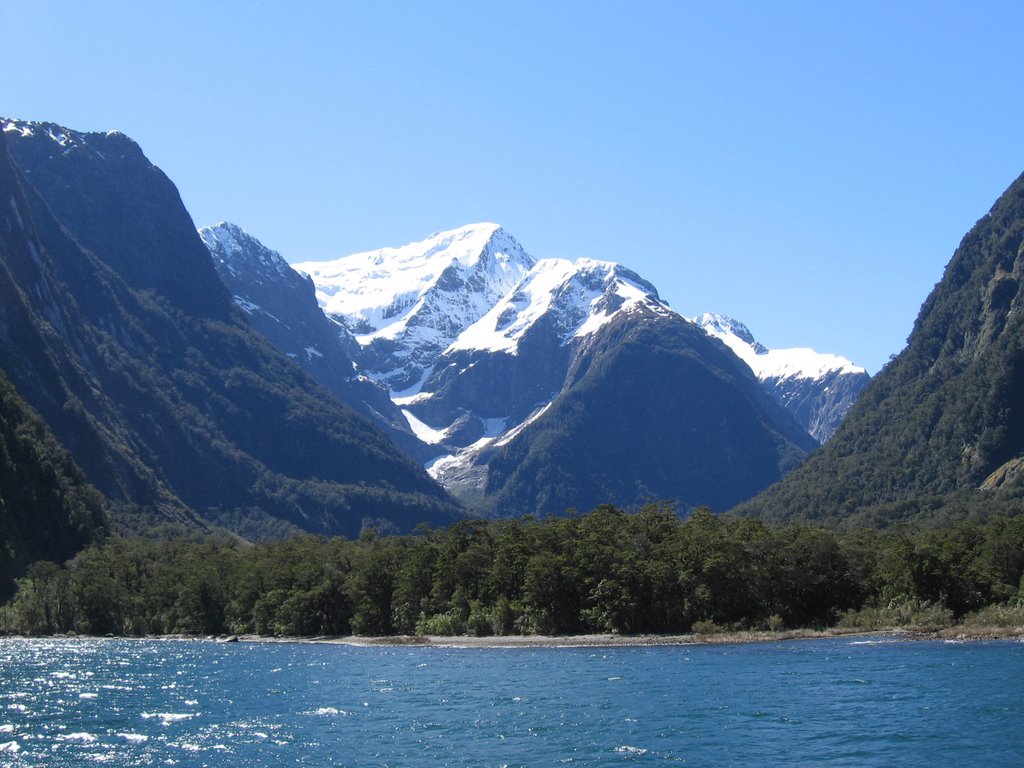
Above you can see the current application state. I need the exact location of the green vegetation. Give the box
[4,504,1022,638]
[739,172,1024,526]
[0,370,107,601]
[484,310,816,517]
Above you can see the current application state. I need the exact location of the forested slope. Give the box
[738,172,1024,526]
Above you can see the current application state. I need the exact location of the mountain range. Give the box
[212,221,868,515]
[14,112,1021,578]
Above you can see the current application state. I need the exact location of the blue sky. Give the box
[5,1,1024,373]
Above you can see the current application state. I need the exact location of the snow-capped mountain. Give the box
[696,313,870,442]
[220,221,858,515]
[286,225,821,513]
[447,257,673,355]
[402,257,676,473]
[293,223,534,393]
[200,221,430,461]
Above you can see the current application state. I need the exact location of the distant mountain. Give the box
[414,256,673,450]
[0,118,459,538]
[480,305,818,516]
[287,226,819,515]
[696,313,869,442]
[201,222,430,461]
[737,171,1024,526]
[293,224,535,393]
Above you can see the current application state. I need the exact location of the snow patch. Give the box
[8,197,23,230]
[2,120,33,138]
[495,401,554,447]
[696,312,865,380]
[233,296,260,314]
[401,410,449,444]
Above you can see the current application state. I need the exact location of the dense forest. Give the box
[0,370,107,599]
[4,504,1023,638]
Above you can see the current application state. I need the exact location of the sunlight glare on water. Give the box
[0,637,1021,766]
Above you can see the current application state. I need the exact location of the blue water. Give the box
[0,637,1021,766]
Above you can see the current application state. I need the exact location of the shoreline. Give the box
[236,624,1024,648]
[6,625,1022,647]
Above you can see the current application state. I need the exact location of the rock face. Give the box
[411,257,673,445]
[696,314,870,443]
[0,119,460,538]
[737,170,1024,525]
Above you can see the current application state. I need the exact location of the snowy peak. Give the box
[696,313,767,354]
[696,312,865,381]
[293,223,536,391]
[696,312,870,443]
[200,221,294,281]
[450,257,670,354]
[294,223,534,333]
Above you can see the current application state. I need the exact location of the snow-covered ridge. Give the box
[696,312,865,381]
[293,223,535,337]
[199,221,293,279]
[1,118,111,151]
[292,223,537,391]
[450,257,671,354]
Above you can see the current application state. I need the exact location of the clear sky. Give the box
[5,1,1024,374]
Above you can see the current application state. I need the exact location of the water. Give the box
[0,636,1021,767]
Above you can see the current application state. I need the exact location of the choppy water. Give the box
[0,636,1021,766]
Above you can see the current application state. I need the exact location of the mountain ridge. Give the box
[696,312,870,442]
[736,170,1024,525]
[0,117,461,538]
[244,222,833,514]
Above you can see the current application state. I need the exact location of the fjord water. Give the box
[0,638,1021,766]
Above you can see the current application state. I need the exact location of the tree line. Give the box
[4,504,1024,637]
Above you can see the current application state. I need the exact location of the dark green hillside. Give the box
[484,309,817,516]
[0,121,460,537]
[6,123,231,320]
[0,369,107,599]
[738,171,1024,526]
